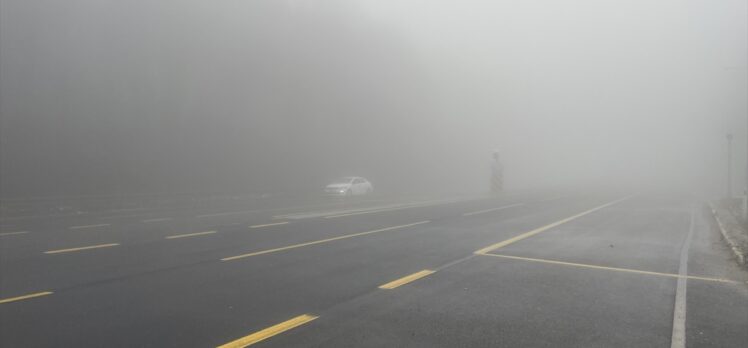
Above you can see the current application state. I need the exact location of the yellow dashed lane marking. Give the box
[165,231,217,239]
[0,291,53,304]
[462,203,524,216]
[322,206,421,219]
[249,222,290,229]
[69,223,110,230]
[217,314,318,348]
[379,270,436,289]
[44,243,120,254]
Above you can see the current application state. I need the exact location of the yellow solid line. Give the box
[165,231,217,239]
[69,223,110,229]
[474,195,635,255]
[0,291,54,304]
[44,243,120,254]
[462,203,524,216]
[222,220,430,261]
[480,253,738,284]
[250,221,290,229]
[379,270,436,289]
[217,314,318,348]
[0,231,29,236]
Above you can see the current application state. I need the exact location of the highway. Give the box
[1,191,746,347]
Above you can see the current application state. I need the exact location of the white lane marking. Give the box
[250,221,290,229]
[671,206,696,348]
[195,200,364,219]
[68,223,110,230]
[322,203,442,219]
[0,231,29,237]
[222,220,431,261]
[322,206,419,219]
[200,206,315,218]
[273,199,468,220]
[298,198,474,220]
[142,218,173,223]
[165,231,217,239]
[462,203,524,217]
[479,253,736,283]
[99,200,360,221]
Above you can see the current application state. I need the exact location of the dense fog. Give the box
[1,0,746,198]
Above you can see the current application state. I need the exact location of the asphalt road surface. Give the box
[1,191,746,347]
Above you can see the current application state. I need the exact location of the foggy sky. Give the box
[1,0,746,197]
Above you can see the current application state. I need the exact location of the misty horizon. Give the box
[1,0,746,198]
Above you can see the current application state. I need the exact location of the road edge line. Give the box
[708,202,746,266]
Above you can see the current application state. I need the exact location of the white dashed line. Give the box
[68,223,110,230]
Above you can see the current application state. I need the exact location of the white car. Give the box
[324,177,373,196]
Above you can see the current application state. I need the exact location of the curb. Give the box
[708,202,746,266]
